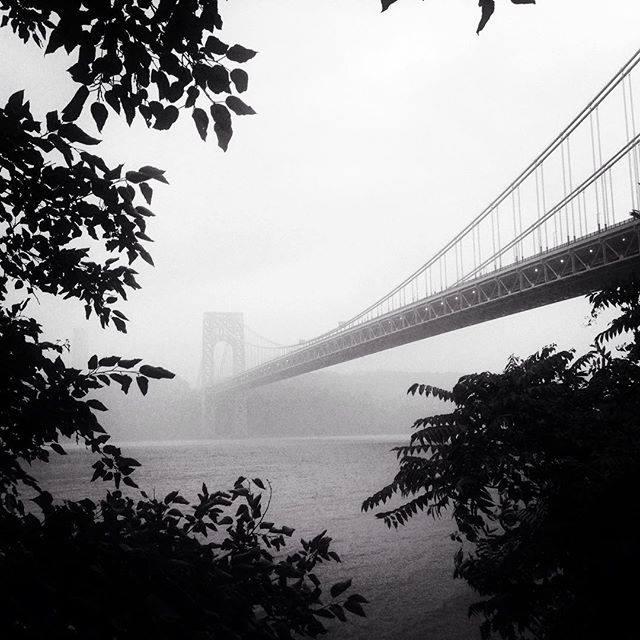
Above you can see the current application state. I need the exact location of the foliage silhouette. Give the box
[0,0,256,149]
[380,0,535,34]
[364,254,640,639]
[0,2,365,637]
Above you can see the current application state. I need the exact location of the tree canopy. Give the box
[364,263,640,639]
[0,2,365,637]
[0,0,256,148]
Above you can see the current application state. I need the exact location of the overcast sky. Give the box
[3,0,640,383]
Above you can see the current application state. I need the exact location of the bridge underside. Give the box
[216,219,640,392]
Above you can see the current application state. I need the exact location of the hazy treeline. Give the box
[98,371,461,441]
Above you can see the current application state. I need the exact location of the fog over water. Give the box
[3,0,640,388]
[34,436,478,640]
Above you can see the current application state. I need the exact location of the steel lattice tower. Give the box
[201,312,246,386]
[201,312,247,438]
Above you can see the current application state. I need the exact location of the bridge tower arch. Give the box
[202,312,246,384]
[202,312,248,437]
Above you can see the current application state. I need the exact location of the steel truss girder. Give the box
[216,219,640,392]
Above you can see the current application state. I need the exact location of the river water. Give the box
[35,435,478,639]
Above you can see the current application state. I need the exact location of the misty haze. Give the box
[3,2,640,639]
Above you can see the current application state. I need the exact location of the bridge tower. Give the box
[202,312,248,438]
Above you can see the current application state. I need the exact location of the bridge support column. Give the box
[203,387,248,438]
[201,312,247,438]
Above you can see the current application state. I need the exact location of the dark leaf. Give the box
[135,205,155,217]
[46,110,60,131]
[58,123,101,145]
[87,399,108,412]
[230,69,249,94]
[154,105,179,130]
[62,85,89,122]
[126,171,149,184]
[347,594,369,604]
[477,0,496,34]
[226,44,257,63]
[226,95,256,116]
[7,90,24,110]
[138,247,154,266]
[51,442,67,455]
[381,0,399,10]
[344,600,366,617]
[192,107,209,141]
[140,182,153,204]
[139,165,169,184]
[205,35,228,55]
[119,358,142,369]
[90,102,108,132]
[137,376,149,396]
[211,104,233,151]
[330,579,352,598]
[139,365,175,379]
[208,65,231,93]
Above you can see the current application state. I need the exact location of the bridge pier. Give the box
[201,312,248,438]
[203,387,248,438]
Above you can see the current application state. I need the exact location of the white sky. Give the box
[2,0,640,383]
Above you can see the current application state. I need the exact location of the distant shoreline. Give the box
[111,433,409,448]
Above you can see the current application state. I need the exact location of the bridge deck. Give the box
[216,219,640,391]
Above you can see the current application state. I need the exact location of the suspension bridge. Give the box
[202,47,640,435]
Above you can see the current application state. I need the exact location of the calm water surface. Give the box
[35,435,478,640]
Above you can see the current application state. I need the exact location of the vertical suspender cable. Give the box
[623,77,637,210]
[443,255,447,288]
[589,112,602,229]
[629,74,640,207]
[602,104,616,222]
[535,168,542,250]
[491,208,497,269]
[566,135,578,238]
[496,205,502,267]
[472,222,477,271]
[517,186,523,259]
[511,191,518,261]
[595,108,610,226]
[561,140,569,242]
[540,163,549,249]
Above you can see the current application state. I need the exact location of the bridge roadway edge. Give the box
[219,219,640,392]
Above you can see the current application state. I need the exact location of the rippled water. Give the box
[35,436,478,639]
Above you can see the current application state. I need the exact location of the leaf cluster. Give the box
[1,477,366,639]
[0,304,367,637]
[0,0,257,149]
[0,303,174,510]
[0,6,365,638]
[364,267,640,639]
[1,91,164,331]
